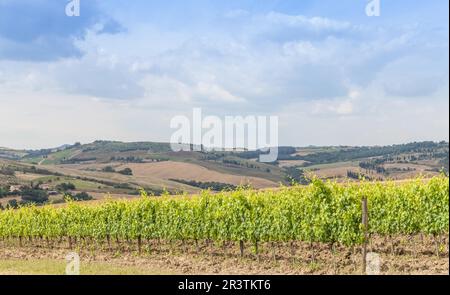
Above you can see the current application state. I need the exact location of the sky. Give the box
[0,0,448,149]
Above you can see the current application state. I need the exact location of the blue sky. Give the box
[0,0,448,149]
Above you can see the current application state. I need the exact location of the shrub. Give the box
[118,168,133,175]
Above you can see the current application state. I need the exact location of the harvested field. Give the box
[278,160,308,168]
[117,162,278,189]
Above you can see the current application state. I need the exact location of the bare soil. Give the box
[0,235,448,275]
[117,162,277,189]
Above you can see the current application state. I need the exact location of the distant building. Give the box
[9,185,21,193]
[40,184,52,190]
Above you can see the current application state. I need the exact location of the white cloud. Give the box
[0,9,448,148]
[195,82,245,103]
[378,56,448,97]
[309,97,356,116]
[0,91,176,149]
[265,12,351,32]
[278,94,449,147]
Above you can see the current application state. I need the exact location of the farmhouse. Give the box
[9,185,21,193]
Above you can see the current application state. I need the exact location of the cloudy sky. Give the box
[0,0,448,149]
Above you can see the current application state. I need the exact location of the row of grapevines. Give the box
[0,176,448,247]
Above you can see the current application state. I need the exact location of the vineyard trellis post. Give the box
[362,196,368,274]
[239,240,245,258]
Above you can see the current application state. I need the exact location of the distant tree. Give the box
[347,171,371,181]
[21,188,49,204]
[0,186,8,198]
[118,168,133,175]
[0,166,15,176]
[55,183,76,192]
[347,171,360,180]
[7,199,18,209]
[284,167,310,185]
[169,179,237,191]
[102,166,115,173]
[74,192,93,201]
[65,192,93,202]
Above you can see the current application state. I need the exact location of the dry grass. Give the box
[0,258,175,275]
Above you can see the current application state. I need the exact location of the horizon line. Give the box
[1,139,448,152]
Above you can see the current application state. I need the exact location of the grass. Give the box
[0,258,176,275]
[33,176,112,191]
[21,156,43,165]
[37,149,78,165]
[64,179,107,191]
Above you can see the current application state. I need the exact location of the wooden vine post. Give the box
[362,197,369,274]
[239,240,245,258]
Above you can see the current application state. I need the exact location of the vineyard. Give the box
[0,176,448,264]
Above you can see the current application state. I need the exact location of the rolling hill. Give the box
[0,140,448,206]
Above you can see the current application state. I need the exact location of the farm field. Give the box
[0,141,449,275]
[0,176,448,275]
[1,0,449,282]
[115,162,277,189]
[0,234,447,275]
[1,141,448,198]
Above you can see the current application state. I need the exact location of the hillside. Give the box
[0,140,448,207]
